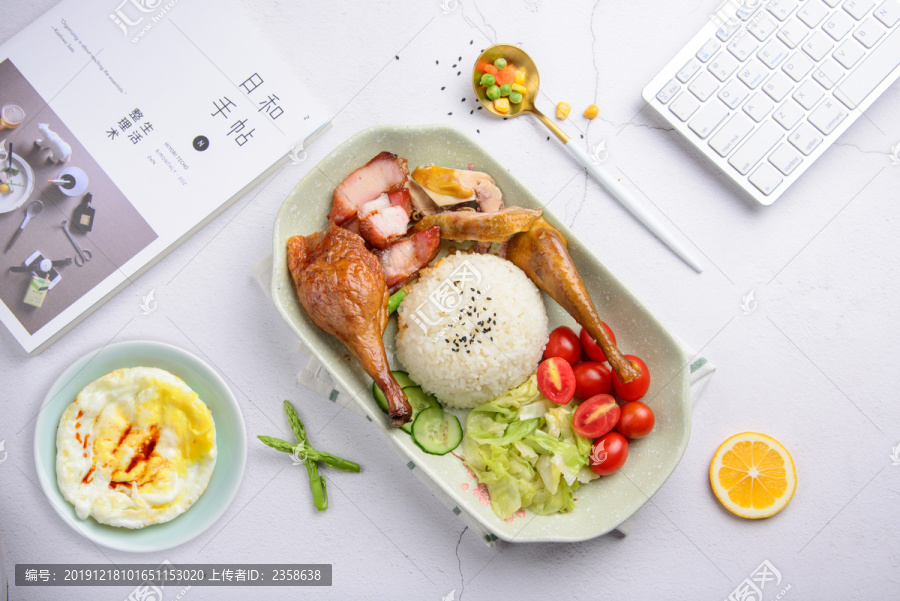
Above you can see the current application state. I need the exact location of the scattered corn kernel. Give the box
[556,102,571,119]
[513,70,526,85]
[584,104,599,119]
[493,97,510,114]
[510,83,527,95]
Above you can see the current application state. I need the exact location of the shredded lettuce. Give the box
[461,375,596,520]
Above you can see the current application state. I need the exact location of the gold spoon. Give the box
[472,44,704,273]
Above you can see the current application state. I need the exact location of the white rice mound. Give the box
[395,253,548,409]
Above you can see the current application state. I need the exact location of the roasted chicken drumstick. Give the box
[287,224,412,425]
[506,217,640,383]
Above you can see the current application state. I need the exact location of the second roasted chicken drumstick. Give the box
[287,224,412,425]
[506,217,641,383]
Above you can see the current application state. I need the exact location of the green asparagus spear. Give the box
[257,401,361,511]
[256,435,360,472]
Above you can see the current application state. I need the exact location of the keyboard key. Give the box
[717,20,742,41]
[709,113,755,156]
[697,38,722,62]
[798,1,831,27]
[803,31,836,59]
[709,53,740,80]
[853,17,887,47]
[874,0,900,26]
[689,71,720,100]
[748,14,779,40]
[749,163,784,195]
[834,26,900,108]
[824,0,842,6]
[677,58,702,83]
[719,79,751,108]
[769,143,804,174]
[729,31,761,60]
[689,102,729,139]
[773,100,806,128]
[843,0,876,20]
[789,122,825,154]
[833,38,867,67]
[764,72,795,101]
[783,52,816,81]
[739,59,768,88]
[778,18,811,48]
[669,92,701,121]
[744,92,776,121]
[808,97,849,133]
[737,2,762,20]
[657,78,682,103]
[729,122,785,174]
[793,79,826,108]
[813,59,846,88]
[759,38,790,67]
[768,0,799,21]
[824,10,856,40]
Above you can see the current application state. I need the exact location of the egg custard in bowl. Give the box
[56,367,217,529]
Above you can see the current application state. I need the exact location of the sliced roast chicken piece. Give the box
[375,226,441,292]
[407,179,440,217]
[329,151,409,225]
[413,206,541,242]
[410,165,503,210]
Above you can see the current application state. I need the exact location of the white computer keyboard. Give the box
[642,0,900,205]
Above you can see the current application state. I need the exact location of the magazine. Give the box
[0,0,330,353]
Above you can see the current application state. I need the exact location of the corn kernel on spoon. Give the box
[472,44,704,273]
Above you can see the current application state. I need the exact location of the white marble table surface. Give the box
[2,1,898,599]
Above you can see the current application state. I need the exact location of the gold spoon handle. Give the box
[529,106,570,144]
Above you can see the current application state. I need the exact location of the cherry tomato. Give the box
[579,324,616,363]
[615,401,655,439]
[589,432,629,476]
[543,326,582,366]
[612,355,650,402]
[537,357,576,405]
[573,361,612,399]
[572,394,620,438]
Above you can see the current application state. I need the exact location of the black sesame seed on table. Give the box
[453,64,457,68]
[441,86,446,91]
[448,112,453,115]
[461,98,466,102]
[458,56,462,60]
[395,55,399,60]
[457,71,461,76]
[470,110,474,115]
[477,106,482,110]
[436,60,439,64]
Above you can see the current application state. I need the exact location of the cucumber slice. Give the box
[400,386,439,434]
[411,405,463,455]
[372,381,390,414]
[392,371,416,389]
[372,371,418,415]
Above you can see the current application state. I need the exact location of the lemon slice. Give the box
[710,432,796,519]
